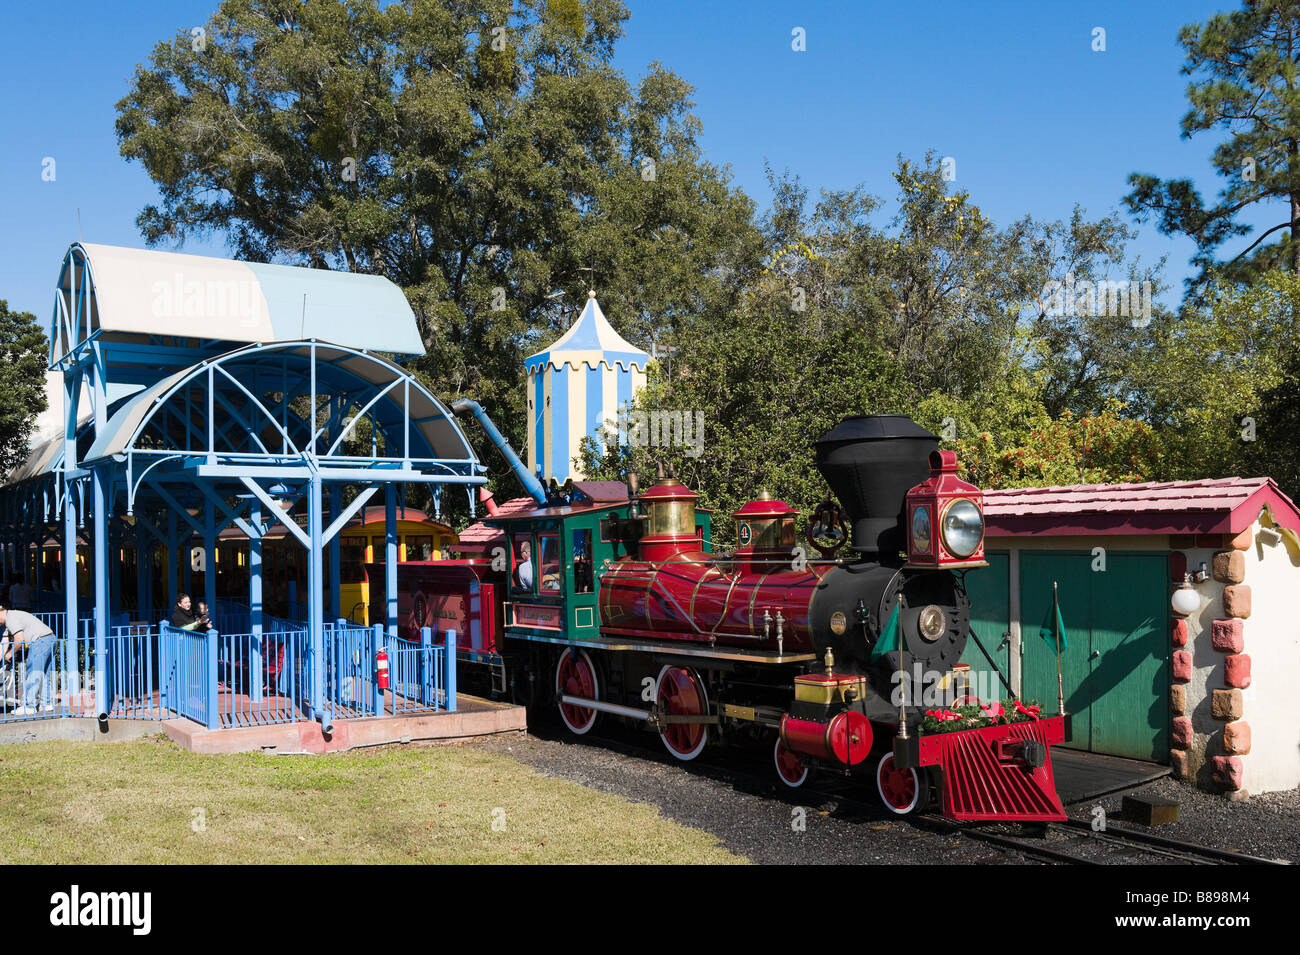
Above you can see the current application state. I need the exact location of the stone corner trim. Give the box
[1209,618,1244,653]
[1223,720,1251,755]
[1210,687,1243,721]
[1224,653,1251,689]
[1212,550,1245,584]
[1222,584,1251,619]
[1210,755,1244,792]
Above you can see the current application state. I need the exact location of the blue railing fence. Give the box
[2,613,457,729]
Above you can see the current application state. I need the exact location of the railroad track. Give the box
[519,721,1288,866]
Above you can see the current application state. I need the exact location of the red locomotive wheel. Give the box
[555,648,600,735]
[773,737,810,788]
[876,752,926,815]
[655,665,709,761]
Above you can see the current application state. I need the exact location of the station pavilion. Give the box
[0,243,484,730]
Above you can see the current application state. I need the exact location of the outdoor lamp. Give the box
[1171,574,1201,616]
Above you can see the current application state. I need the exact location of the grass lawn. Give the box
[0,736,743,864]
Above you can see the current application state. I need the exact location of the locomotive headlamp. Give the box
[940,498,983,559]
[904,451,987,568]
[918,604,946,642]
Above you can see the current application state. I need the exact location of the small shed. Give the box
[972,478,1300,798]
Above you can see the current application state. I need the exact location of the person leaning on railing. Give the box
[169,594,209,632]
[0,603,56,715]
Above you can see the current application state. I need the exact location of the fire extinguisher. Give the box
[376,647,389,690]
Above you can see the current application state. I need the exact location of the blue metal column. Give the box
[328,484,341,621]
[308,472,327,729]
[372,622,385,716]
[420,626,432,707]
[249,504,263,704]
[446,629,457,712]
[92,466,109,720]
[385,483,397,635]
[62,493,78,698]
[61,372,80,706]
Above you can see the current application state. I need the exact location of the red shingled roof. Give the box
[982,477,1300,538]
[454,497,538,552]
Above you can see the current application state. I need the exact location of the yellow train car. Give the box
[339,507,457,624]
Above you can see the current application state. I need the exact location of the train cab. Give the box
[488,480,714,645]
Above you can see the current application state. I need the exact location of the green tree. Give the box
[115,0,757,515]
[581,155,1171,542]
[1125,1,1300,284]
[0,301,49,475]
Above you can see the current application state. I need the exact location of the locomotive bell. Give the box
[814,415,939,557]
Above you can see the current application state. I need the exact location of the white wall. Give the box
[1234,517,1300,794]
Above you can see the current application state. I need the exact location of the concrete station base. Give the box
[0,695,526,755]
[163,695,526,754]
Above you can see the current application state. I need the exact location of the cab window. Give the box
[538,533,561,594]
[512,533,535,593]
[572,529,593,594]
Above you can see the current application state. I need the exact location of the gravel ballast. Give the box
[481,725,1299,865]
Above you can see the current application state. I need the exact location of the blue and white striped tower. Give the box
[524,291,649,483]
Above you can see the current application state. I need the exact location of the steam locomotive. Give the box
[393,413,1070,821]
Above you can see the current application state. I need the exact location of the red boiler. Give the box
[598,486,831,651]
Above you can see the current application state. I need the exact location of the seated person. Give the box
[515,541,534,590]
[573,558,593,594]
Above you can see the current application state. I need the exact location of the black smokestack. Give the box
[814,414,938,556]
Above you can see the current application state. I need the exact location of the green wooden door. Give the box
[1020,551,1168,761]
[1087,554,1169,761]
[1021,553,1093,751]
[960,552,1012,702]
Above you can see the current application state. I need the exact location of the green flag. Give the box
[871,602,901,661]
[1039,584,1069,650]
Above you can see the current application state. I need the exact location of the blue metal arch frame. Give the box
[78,340,483,504]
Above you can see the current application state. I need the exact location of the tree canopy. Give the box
[1125,0,1300,285]
[115,0,758,512]
[0,301,49,475]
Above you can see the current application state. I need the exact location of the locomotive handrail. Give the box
[965,627,1013,696]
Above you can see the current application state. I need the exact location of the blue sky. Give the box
[0,1,1255,321]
